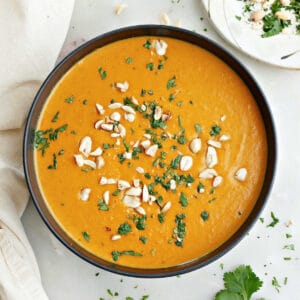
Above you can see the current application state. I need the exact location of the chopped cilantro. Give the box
[118,222,132,235]
[267,211,279,227]
[210,124,221,136]
[123,139,130,152]
[197,182,205,193]
[174,214,186,247]
[177,115,183,128]
[111,250,142,261]
[194,123,201,134]
[169,93,176,101]
[58,149,64,156]
[135,216,147,230]
[132,146,142,160]
[177,135,186,144]
[82,231,90,242]
[179,192,189,207]
[51,111,60,122]
[97,200,109,211]
[262,14,283,38]
[143,40,152,49]
[166,76,176,89]
[47,153,57,170]
[144,173,151,179]
[201,211,209,221]
[283,244,295,250]
[272,276,281,293]
[146,62,154,71]
[158,212,165,223]
[139,236,148,244]
[112,189,121,196]
[64,95,74,104]
[125,57,133,64]
[235,15,242,21]
[170,155,182,169]
[209,187,215,194]
[98,67,107,80]
[118,153,126,164]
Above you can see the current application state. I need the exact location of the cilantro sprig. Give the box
[215,265,263,300]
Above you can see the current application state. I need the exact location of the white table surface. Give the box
[22,1,300,299]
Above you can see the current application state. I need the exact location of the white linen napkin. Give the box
[0,1,74,299]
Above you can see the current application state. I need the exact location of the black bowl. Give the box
[23,25,276,278]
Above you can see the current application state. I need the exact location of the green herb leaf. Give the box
[118,222,132,235]
[82,231,90,242]
[146,62,154,71]
[173,214,186,247]
[125,57,133,64]
[98,67,107,79]
[169,93,176,101]
[272,276,281,293]
[210,124,221,136]
[170,155,182,169]
[201,211,209,221]
[112,189,121,196]
[51,111,60,122]
[215,290,242,300]
[135,216,147,230]
[58,149,65,155]
[143,40,152,49]
[97,200,109,211]
[158,212,165,223]
[194,123,202,134]
[167,75,176,89]
[215,265,263,300]
[262,14,283,38]
[283,244,295,250]
[267,211,279,227]
[139,236,148,244]
[197,182,205,193]
[47,153,57,170]
[111,250,142,261]
[179,192,189,207]
[65,95,74,104]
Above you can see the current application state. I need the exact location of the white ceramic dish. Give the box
[201,0,300,69]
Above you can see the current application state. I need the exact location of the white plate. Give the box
[201,0,300,69]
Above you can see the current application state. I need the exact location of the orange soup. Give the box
[34,36,267,268]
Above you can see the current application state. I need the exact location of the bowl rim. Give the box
[23,24,277,278]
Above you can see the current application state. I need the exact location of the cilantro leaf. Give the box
[267,211,279,227]
[215,290,242,300]
[215,265,263,300]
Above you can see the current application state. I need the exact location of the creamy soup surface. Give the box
[34,36,267,268]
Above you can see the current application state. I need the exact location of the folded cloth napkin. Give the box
[0,1,74,299]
